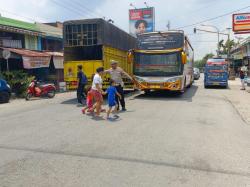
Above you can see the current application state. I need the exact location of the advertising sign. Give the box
[22,56,50,69]
[129,7,155,37]
[233,13,250,33]
[137,32,184,50]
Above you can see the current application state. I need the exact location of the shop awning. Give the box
[1,47,51,69]
[45,52,64,69]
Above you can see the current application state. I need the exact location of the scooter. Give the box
[26,80,56,101]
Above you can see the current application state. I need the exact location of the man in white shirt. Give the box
[105,60,133,111]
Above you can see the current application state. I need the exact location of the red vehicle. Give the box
[26,80,56,100]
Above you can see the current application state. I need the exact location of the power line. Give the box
[49,0,117,29]
[176,5,250,29]
[0,8,50,23]
[50,0,88,19]
[187,33,213,36]
[157,0,221,24]
[71,0,104,18]
[56,0,100,18]
[191,41,218,43]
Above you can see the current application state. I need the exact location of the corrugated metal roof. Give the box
[0,16,40,32]
[0,16,62,39]
[35,23,62,39]
[1,47,50,57]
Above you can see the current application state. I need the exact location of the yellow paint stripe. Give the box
[134,48,183,54]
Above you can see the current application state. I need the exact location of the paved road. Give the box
[0,77,250,187]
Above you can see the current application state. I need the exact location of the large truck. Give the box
[204,58,228,88]
[128,31,194,93]
[63,18,137,90]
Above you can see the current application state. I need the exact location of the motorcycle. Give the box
[26,80,56,101]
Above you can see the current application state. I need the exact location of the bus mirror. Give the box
[182,52,187,64]
[127,51,133,64]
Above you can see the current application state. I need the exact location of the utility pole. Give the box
[226,28,232,59]
[166,20,170,30]
[201,24,220,57]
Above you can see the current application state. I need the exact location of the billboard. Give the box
[233,13,250,33]
[129,7,155,37]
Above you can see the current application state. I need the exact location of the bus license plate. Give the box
[213,82,219,85]
[150,84,161,89]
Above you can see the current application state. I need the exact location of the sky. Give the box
[0,0,250,59]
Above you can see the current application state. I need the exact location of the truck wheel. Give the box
[0,91,10,103]
[48,90,56,98]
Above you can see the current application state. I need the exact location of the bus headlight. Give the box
[168,77,181,83]
[134,76,145,83]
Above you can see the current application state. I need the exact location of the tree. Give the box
[203,53,214,62]
[218,39,236,55]
[194,53,214,69]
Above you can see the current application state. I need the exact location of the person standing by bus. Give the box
[105,60,133,111]
[77,65,87,104]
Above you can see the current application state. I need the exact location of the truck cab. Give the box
[204,58,228,88]
[0,79,11,103]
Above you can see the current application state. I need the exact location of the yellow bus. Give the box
[63,18,136,89]
[129,31,194,93]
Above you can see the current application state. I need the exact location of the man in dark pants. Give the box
[77,65,87,104]
[105,60,133,111]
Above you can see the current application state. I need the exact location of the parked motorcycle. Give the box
[26,80,56,100]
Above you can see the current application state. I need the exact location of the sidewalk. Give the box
[225,78,250,125]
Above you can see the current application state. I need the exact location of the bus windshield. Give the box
[134,52,183,76]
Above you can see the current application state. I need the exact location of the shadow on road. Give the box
[132,85,198,102]
[61,98,79,105]
[60,90,138,106]
[204,85,231,90]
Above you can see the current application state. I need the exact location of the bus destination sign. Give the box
[137,32,184,50]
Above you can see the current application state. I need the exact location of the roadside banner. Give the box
[129,7,155,37]
[53,56,64,69]
[22,56,50,69]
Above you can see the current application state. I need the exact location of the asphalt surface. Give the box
[0,77,250,187]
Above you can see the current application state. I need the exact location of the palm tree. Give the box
[218,39,236,55]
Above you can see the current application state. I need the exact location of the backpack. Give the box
[240,71,245,79]
[81,73,88,84]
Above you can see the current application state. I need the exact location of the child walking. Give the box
[105,80,121,119]
[82,86,94,114]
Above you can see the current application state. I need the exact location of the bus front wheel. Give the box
[144,90,151,95]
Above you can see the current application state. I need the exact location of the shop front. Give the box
[0,48,64,89]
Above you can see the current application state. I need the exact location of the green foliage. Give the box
[218,39,236,55]
[194,53,214,69]
[1,71,34,98]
